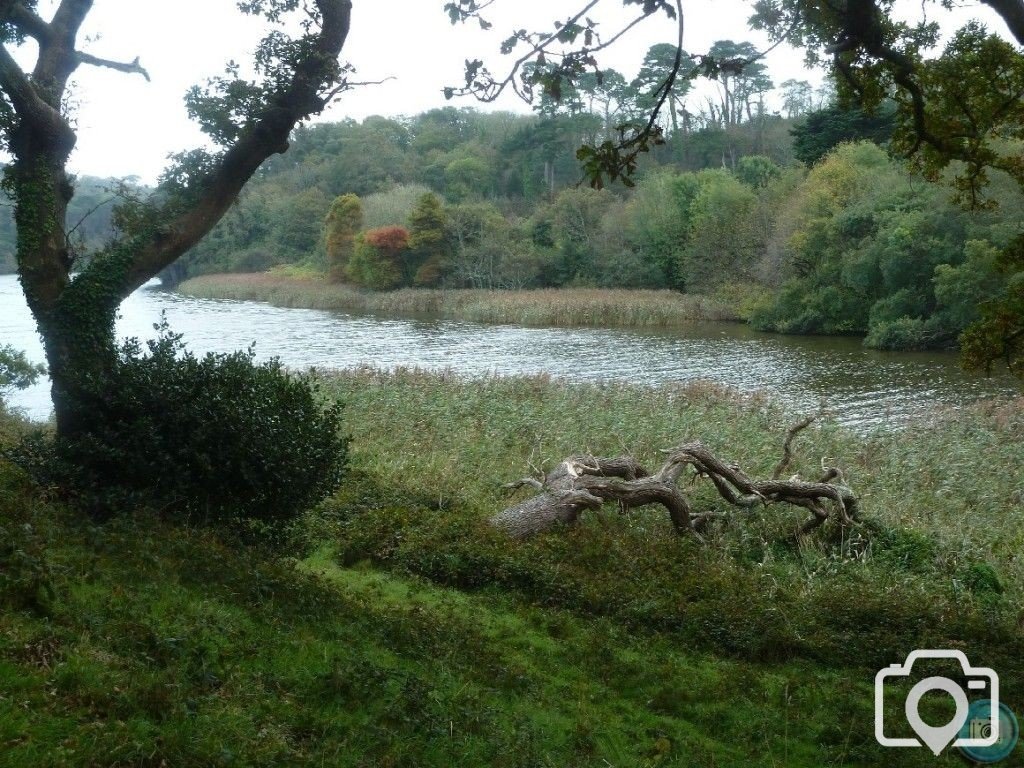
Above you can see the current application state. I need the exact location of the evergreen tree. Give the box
[324,194,363,283]
[407,193,452,287]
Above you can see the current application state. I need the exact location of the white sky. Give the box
[11,0,1014,183]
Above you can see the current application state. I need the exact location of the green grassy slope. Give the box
[2,374,1023,766]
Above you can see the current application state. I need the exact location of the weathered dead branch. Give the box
[492,421,859,541]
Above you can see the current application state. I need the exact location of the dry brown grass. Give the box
[177,273,740,328]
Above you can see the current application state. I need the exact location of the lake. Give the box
[1,274,1019,429]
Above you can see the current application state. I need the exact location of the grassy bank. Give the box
[2,377,1023,765]
[322,371,1024,663]
[177,272,740,328]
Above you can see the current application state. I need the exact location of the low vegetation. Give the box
[4,374,1021,765]
[0,458,899,767]
[178,273,739,327]
[7,328,347,523]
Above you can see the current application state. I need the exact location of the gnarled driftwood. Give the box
[491,418,859,540]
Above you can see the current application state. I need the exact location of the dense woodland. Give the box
[3,100,1016,354]
[7,41,1011,353]
[158,42,1015,353]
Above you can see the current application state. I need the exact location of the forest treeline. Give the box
[172,95,1019,351]
[6,42,1019,353]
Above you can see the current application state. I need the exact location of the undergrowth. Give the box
[1,375,1022,766]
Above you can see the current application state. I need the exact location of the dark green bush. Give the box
[16,326,347,523]
[863,316,943,351]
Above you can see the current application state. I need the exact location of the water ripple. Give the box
[1,276,1019,430]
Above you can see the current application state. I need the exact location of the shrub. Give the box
[0,344,44,395]
[14,325,347,523]
[864,316,942,351]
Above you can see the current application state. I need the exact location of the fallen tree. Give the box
[491,417,860,540]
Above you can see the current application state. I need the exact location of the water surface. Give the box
[1,274,1018,429]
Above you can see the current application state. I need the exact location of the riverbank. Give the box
[3,373,1023,765]
[177,272,741,328]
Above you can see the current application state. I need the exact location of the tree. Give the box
[549,187,616,284]
[0,0,352,437]
[735,155,781,189]
[443,154,494,202]
[779,78,813,119]
[347,225,410,290]
[362,183,434,229]
[682,169,761,292]
[623,169,700,290]
[266,186,331,262]
[632,44,694,134]
[324,193,363,283]
[752,0,1024,372]
[446,201,540,289]
[576,68,632,140]
[406,192,452,286]
[0,345,43,399]
[790,103,895,165]
[706,40,771,128]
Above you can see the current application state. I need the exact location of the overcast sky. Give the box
[12,0,1013,183]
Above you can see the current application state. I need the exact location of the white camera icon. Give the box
[875,649,999,755]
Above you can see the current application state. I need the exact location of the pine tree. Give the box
[324,194,363,283]
[407,193,452,287]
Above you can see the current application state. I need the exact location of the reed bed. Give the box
[177,272,739,327]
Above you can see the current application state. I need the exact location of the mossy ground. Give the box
[2,371,1023,766]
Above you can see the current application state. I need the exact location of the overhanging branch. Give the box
[118,0,353,295]
[76,52,150,81]
[981,0,1024,46]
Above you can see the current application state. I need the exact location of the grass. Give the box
[2,377,1024,765]
[318,371,1024,667]
[177,272,740,328]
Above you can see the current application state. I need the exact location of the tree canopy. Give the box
[0,0,354,434]
[751,0,1024,372]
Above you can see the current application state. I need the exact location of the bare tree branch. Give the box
[75,52,149,81]
[33,0,94,98]
[772,415,816,479]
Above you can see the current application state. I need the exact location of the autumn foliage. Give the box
[347,226,411,290]
[364,226,411,253]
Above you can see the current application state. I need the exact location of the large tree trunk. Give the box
[38,287,119,437]
[9,148,122,436]
[492,418,860,540]
[0,0,352,439]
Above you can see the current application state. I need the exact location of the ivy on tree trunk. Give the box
[0,0,352,436]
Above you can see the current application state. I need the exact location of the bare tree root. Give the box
[491,419,859,541]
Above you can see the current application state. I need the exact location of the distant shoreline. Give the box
[176,273,741,329]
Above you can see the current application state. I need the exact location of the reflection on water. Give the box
[1,275,1018,430]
